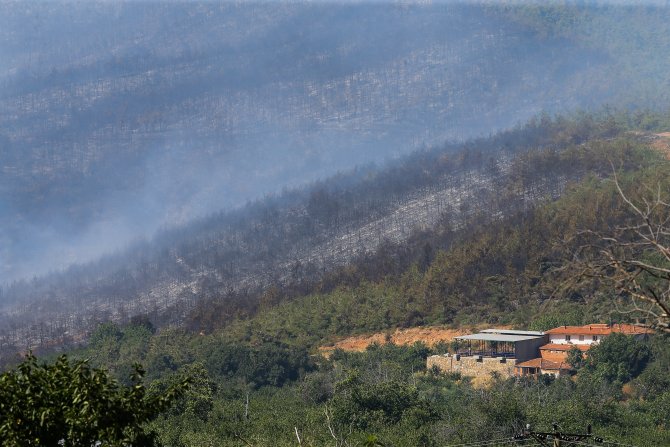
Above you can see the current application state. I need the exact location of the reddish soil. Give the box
[318,325,510,357]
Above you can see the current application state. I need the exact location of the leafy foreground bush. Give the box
[0,354,187,447]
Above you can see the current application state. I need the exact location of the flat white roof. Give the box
[455,334,545,342]
[480,329,545,336]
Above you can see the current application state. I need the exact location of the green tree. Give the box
[331,373,436,431]
[583,333,652,383]
[566,346,585,369]
[528,309,583,332]
[0,354,186,446]
[151,362,214,421]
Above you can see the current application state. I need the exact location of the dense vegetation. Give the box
[33,322,668,446]
[0,354,187,446]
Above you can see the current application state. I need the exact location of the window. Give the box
[565,335,571,341]
[593,335,598,342]
[579,335,584,341]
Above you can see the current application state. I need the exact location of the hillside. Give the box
[3,3,670,445]
[3,2,670,283]
[17,122,668,446]
[0,112,645,355]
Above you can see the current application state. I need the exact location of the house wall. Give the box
[514,335,549,362]
[540,349,569,362]
[548,334,600,345]
[427,354,517,379]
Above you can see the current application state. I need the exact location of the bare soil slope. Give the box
[318,325,510,357]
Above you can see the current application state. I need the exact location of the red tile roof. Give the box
[540,343,590,352]
[516,357,571,370]
[545,323,653,336]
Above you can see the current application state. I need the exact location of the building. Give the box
[454,329,548,363]
[428,324,652,380]
[514,358,571,377]
[545,323,650,346]
[514,323,653,378]
[426,329,548,379]
[539,343,589,363]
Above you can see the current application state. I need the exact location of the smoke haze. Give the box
[1,1,669,283]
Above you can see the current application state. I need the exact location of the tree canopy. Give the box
[0,354,186,447]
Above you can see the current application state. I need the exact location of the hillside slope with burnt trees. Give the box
[3,1,670,284]
[0,111,665,356]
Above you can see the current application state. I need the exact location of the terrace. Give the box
[454,330,548,363]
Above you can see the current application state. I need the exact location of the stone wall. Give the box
[427,354,517,379]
